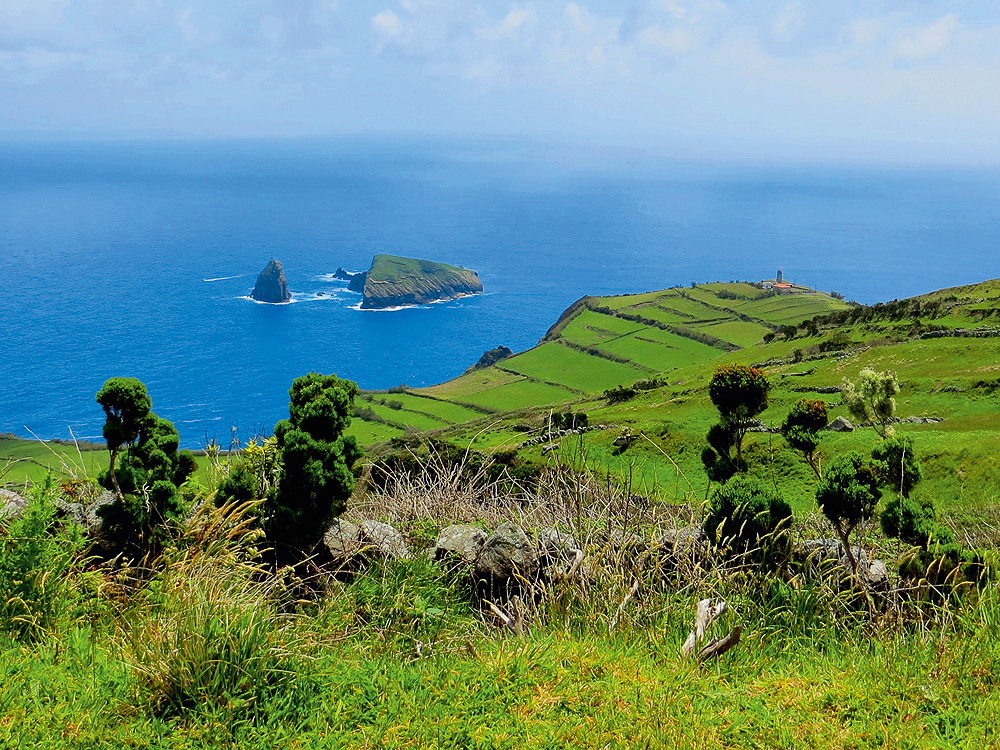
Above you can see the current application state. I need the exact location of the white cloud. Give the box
[372,10,401,40]
[894,14,959,62]
[500,9,533,35]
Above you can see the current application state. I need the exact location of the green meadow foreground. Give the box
[2,278,1000,748]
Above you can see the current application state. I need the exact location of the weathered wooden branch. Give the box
[485,598,527,636]
[566,547,585,579]
[698,627,742,660]
[681,598,740,661]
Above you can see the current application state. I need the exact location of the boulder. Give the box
[0,489,29,522]
[865,559,889,589]
[321,519,410,567]
[54,499,87,528]
[85,491,117,536]
[359,520,410,561]
[537,528,583,579]
[475,523,537,581]
[250,258,291,304]
[432,524,487,567]
[796,538,873,581]
[657,526,709,572]
[826,416,855,432]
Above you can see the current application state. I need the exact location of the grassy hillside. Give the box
[6,278,999,513]
[347,278,1000,513]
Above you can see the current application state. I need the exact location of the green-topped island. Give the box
[347,254,483,309]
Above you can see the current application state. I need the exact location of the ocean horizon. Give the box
[3,137,999,448]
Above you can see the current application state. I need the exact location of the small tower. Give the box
[776,266,783,283]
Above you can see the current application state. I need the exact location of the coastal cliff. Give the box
[251,258,291,303]
[351,254,483,309]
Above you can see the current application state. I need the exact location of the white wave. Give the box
[238,295,298,305]
[315,271,363,283]
[204,274,249,282]
[355,294,475,312]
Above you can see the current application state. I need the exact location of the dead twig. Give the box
[681,598,741,661]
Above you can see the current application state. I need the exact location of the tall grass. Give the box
[0,480,90,641]
[1,453,998,747]
[118,500,316,718]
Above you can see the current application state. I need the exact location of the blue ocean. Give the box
[2,138,999,447]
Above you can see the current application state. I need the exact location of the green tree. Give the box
[95,378,196,555]
[702,364,770,480]
[96,377,152,500]
[814,452,882,572]
[781,398,828,479]
[265,373,363,561]
[842,368,899,437]
[704,475,792,565]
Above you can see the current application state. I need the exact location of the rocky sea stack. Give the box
[349,254,483,309]
[251,258,291,304]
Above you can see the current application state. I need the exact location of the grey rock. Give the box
[866,559,889,588]
[796,538,870,579]
[322,519,410,567]
[54,499,87,527]
[826,416,855,432]
[0,489,29,521]
[359,520,410,561]
[84,491,117,536]
[433,524,487,567]
[323,520,364,563]
[658,526,709,571]
[476,523,537,580]
[592,528,646,557]
[538,528,583,579]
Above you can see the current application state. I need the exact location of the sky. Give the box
[3,1,1000,162]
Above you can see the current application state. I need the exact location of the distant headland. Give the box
[345,254,483,309]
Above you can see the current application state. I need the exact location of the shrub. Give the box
[898,541,987,590]
[603,385,638,404]
[123,504,312,717]
[95,377,196,556]
[815,452,882,571]
[871,436,922,499]
[781,398,828,478]
[880,496,942,547]
[266,373,363,561]
[842,368,899,437]
[702,364,770,479]
[704,475,792,564]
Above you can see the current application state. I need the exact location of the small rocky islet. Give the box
[250,258,292,304]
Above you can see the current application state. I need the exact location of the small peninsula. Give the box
[348,254,483,309]
[251,258,291,304]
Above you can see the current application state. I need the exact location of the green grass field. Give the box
[502,342,648,393]
[450,378,581,413]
